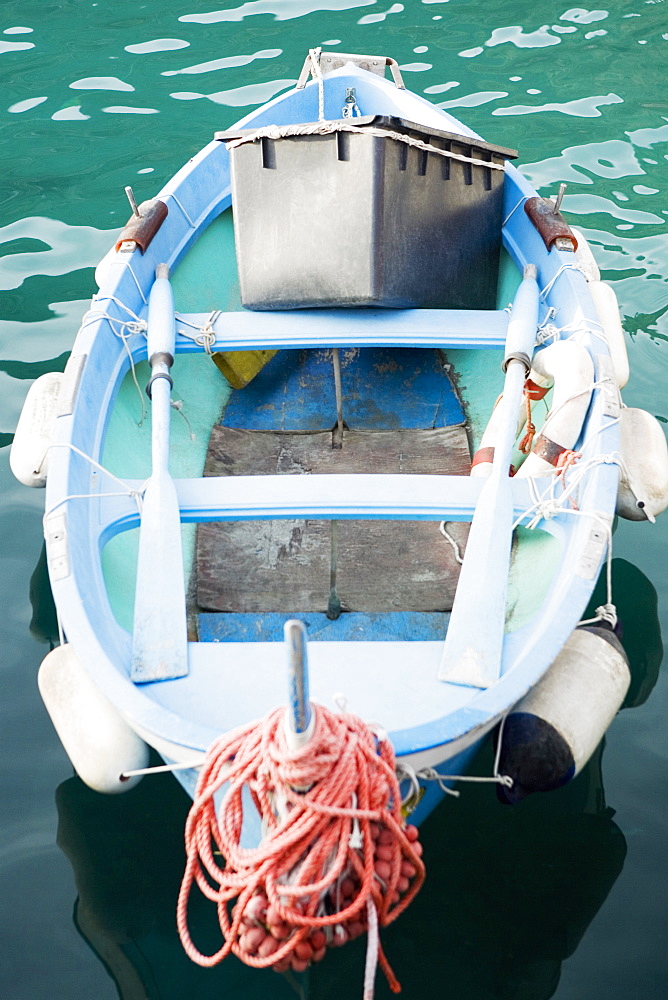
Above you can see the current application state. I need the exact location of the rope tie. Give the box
[396,760,513,809]
[540,262,586,300]
[227,122,506,172]
[44,442,145,519]
[177,704,425,996]
[536,322,560,346]
[86,294,148,339]
[170,398,196,440]
[518,389,537,454]
[502,195,528,227]
[536,315,607,348]
[580,602,618,629]
[555,448,581,476]
[176,310,220,353]
[513,450,624,530]
[83,296,149,424]
[438,522,464,564]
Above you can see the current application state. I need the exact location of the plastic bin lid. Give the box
[215,115,518,161]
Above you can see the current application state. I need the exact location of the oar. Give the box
[438,265,539,687]
[131,264,188,682]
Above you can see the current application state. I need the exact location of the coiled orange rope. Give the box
[177,704,425,992]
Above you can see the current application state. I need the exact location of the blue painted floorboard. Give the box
[198,611,450,643]
[221,347,465,431]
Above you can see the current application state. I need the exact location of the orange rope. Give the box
[556,448,581,474]
[177,704,425,990]
[518,388,536,455]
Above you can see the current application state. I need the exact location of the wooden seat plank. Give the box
[175,307,508,352]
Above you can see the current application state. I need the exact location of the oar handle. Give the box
[504,264,538,374]
[491,265,540,475]
[146,264,176,397]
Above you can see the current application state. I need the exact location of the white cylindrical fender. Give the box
[497,626,630,803]
[471,369,555,477]
[516,340,594,478]
[617,406,668,522]
[570,227,600,283]
[470,393,528,477]
[10,372,64,487]
[588,281,630,389]
[38,644,149,793]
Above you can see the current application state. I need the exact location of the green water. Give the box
[1,2,667,997]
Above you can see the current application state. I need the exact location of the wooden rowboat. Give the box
[12,49,667,977]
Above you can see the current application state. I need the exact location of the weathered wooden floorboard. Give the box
[197,425,470,614]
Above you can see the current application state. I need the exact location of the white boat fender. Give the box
[570,227,600,283]
[10,371,64,487]
[588,281,629,388]
[38,644,149,793]
[496,625,630,804]
[616,406,668,522]
[515,340,594,478]
[472,341,594,478]
[470,391,529,477]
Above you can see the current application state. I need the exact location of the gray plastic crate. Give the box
[217,116,517,311]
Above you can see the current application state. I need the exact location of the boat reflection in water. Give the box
[54,742,623,1000]
[56,773,297,1000]
[53,557,660,1000]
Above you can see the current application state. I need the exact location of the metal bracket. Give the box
[296,50,405,90]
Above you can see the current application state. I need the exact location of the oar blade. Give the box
[438,475,513,686]
[132,471,188,682]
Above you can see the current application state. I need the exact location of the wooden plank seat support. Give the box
[96,472,538,540]
[174,308,509,353]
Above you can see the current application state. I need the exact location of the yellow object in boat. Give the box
[212,349,278,389]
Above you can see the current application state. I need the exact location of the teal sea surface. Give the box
[1,2,667,998]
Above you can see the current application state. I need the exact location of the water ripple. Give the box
[358,2,404,24]
[102,106,159,115]
[562,193,664,226]
[8,96,48,114]
[399,62,433,73]
[627,123,668,148]
[424,82,460,95]
[438,91,509,110]
[125,38,190,54]
[560,8,609,24]
[51,106,89,121]
[0,40,34,54]
[485,25,561,48]
[493,93,623,118]
[69,76,135,92]
[162,48,282,78]
[179,0,374,23]
[0,299,90,364]
[170,78,297,107]
[521,139,645,188]
[0,818,58,870]
[0,218,118,293]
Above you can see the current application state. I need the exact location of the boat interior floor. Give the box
[195,346,471,642]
